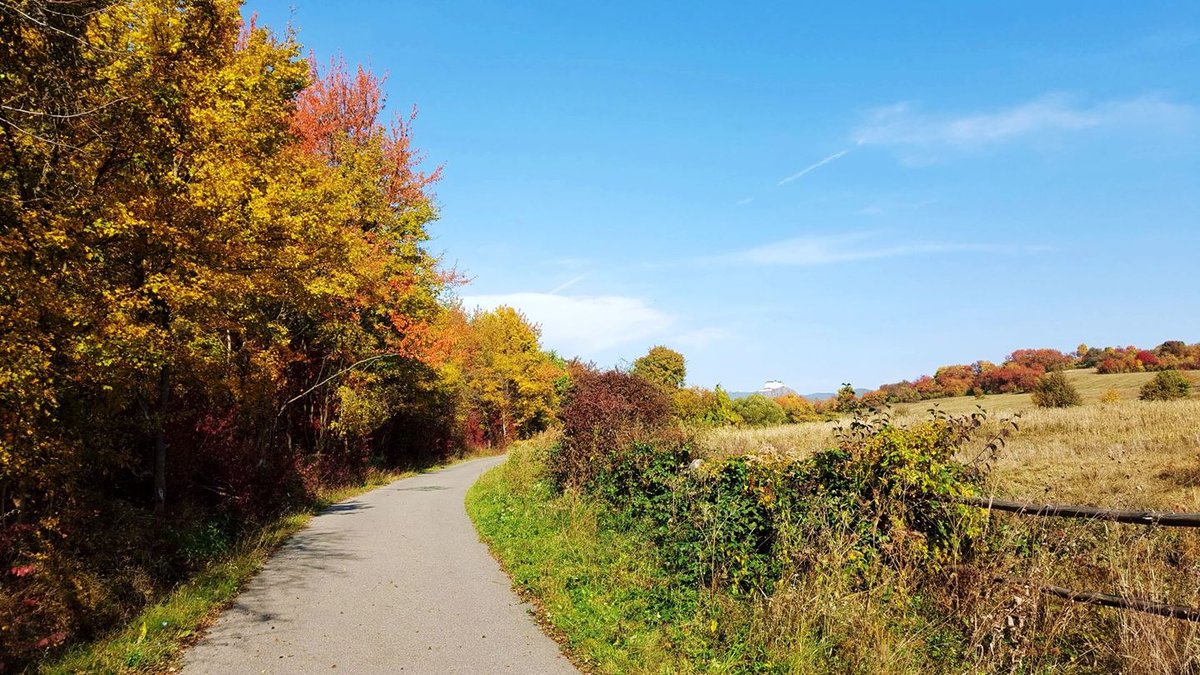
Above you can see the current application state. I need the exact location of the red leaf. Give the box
[10,564,37,577]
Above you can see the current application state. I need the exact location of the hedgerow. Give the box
[553,365,996,595]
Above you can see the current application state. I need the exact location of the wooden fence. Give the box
[946,494,1200,622]
[946,495,1200,528]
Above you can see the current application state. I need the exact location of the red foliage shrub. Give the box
[912,375,943,400]
[933,364,975,397]
[554,367,672,488]
[1007,348,1074,372]
[1096,347,1143,374]
[978,363,1043,394]
[1136,350,1160,367]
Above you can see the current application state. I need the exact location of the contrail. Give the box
[777,149,849,185]
[548,273,588,295]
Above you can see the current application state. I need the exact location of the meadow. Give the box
[705,368,1200,508]
[472,367,1200,673]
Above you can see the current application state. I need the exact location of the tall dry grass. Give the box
[704,399,1200,509]
[701,396,1200,672]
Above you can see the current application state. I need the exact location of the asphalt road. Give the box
[182,455,575,674]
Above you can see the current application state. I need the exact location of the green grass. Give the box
[40,456,486,674]
[466,438,776,674]
[467,438,982,673]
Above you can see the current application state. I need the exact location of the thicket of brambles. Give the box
[0,2,562,664]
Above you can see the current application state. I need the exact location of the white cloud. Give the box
[855,94,1196,149]
[730,231,1030,266]
[460,292,674,353]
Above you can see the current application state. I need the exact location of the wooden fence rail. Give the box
[943,495,1200,528]
[950,567,1200,622]
[942,495,1200,621]
[1015,577,1200,622]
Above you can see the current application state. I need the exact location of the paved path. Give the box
[183,456,575,674]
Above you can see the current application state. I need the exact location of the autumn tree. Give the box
[1007,348,1074,372]
[460,307,563,445]
[933,365,976,397]
[631,345,687,390]
[733,394,786,426]
[0,2,459,662]
[834,383,860,412]
[774,393,818,423]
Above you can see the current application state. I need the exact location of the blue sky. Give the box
[246,1,1199,392]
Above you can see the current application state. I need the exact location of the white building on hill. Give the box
[757,380,796,397]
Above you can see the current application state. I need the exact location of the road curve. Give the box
[183,455,575,674]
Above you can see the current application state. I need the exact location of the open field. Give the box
[704,369,1200,509]
[469,368,1200,672]
[893,367,1197,415]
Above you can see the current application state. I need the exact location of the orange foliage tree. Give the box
[0,3,541,664]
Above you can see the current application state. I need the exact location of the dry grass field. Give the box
[704,369,1200,509]
[697,368,1200,671]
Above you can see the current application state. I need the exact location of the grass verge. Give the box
[39,455,489,674]
[469,430,1200,672]
[467,437,795,674]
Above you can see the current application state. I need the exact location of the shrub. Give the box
[1135,350,1160,368]
[1139,370,1192,401]
[660,457,782,590]
[1100,388,1121,404]
[790,418,984,573]
[1007,348,1074,372]
[553,367,672,488]
[978,363,1042,394]
[732,394,786,427]
[673,385,738,427]
[1031,371,1082,408]
[774,393,819,423]
[588,409,994,593]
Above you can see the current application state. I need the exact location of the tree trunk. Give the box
[153,363,170,515]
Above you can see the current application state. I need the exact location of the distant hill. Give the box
[799,388,872,402]
[729,382,871,401]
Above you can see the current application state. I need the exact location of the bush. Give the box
[553,367,673,488]
[587,409,992,593]
[978,362,1042,394]
[1139,370,1192,401]
[1031,371,1082,408]
[731,394,786,427]
[774,393,819,423]
[1100,388,1121,404]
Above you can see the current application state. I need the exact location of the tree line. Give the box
[867,341,1199,404]
[623,340,1198,429]
[0,1,560,663]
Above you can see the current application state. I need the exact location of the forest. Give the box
[0,1,562,666]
